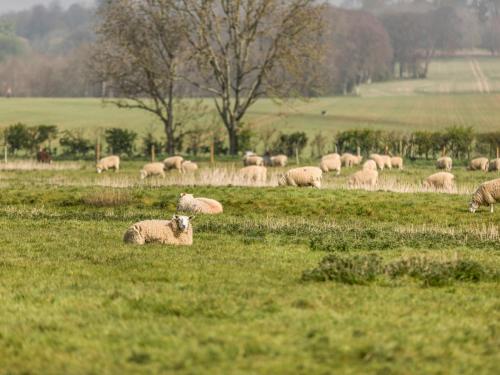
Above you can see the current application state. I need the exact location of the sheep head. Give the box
[172,214,193,232]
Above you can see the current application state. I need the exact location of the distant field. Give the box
[0,57,499,143]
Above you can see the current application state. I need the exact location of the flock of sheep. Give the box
[93,152,500,246]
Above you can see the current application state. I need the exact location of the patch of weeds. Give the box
[304,255,496,287]
[302,253,382,285]
[82,190,132,207]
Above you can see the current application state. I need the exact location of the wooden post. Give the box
[295,146,300,165]
[95,135,101,162]
[4,144,7,164]
[442,145,446,157]
[497,146,499,159]
[356,146,361,157]
[151,144,155,162]
[210,134,215,166]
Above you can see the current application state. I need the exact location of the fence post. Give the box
[4,144,7,163]
[151,144,155,162]
[497,146,499,159]
[210,133,215,166]
[95,135,100,162]
[295,146,300,165]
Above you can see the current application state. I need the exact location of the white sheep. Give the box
[436,156,453,171]
[163,156,184,171]
[469,178,500,213]
[96,155,120,173]
[489,158,500,172]
[320,154,341,175]
[369,154,385,170]
[177,193,223,214]
[362,159,377,171]
[340,153,359,167]
[123,214,193,245]
[469,157,489,171]
[348,169,378,188]
[423,172,455,191]
[239,165,267,183]
[381,155,392,170]
[243,154,264,166]
[390,156,403,170]
[271,154,288,167]
[181,160,199,173]
[140,162,166,179]
[278,167,322,188]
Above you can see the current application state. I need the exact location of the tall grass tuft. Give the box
[82,189,132,207]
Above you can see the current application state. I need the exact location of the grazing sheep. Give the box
[340,153,359,167]
[489,158,500,172]
[362,160,377,171]
[348,169,378,188]
[381,155,392,170]
[436,156,453,171]
[239,165,267,183]
[390,156,404,170]
[423,172,455,191]
[123,214,193,245]
[271,154,288,167]
[322,153,340,161]
[181,160,198,173]
[243,154,264,166]
[177,193,223,214]
[320,154,341,175]
[369,154,385,170]
[140,162,166,179]
[278,167,322,188]
[469,178,500,213]
[163,156,184,171]
[469,157,489,171]
[96,155,120,173]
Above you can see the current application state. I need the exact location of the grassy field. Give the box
[1,57,500,142]
[0,160,499,374]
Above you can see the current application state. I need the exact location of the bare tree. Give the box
[90,0,185,154]
[177,0,322,155]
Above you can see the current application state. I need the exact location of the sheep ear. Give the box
[180,193,186,197]
[172,214,178,220]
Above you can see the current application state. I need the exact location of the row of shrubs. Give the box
[2,123,500,161]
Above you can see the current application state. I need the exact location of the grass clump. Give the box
[304,255,496,287]
[82,189,132,207]
[302,253,382,284]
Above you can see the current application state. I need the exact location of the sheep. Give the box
[381,155,392,170]
[362,159,377,171]
[243,154,264,166]
[239,165,267,183]
[320,154,341,176]
[348,169,378,188]
[123,214,193,245]
[96,155,120,173]
[369,154,385,170]
[181,160,198,173]
[140,162,166,179]
[423,172,455,191]
[469,157,489,171]
[271,154,288,167]
[340,153,359,167]
[390,156,404,170]
[436,156,453,171]
[278,167,322,188]
[163,156,184,172]
[489,158,500,172]
[469,178,500,213]
[176,193,223,214]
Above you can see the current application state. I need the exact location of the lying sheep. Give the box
[164,156,184,171]
[489,159,500,172]
[423,172,455,191]
[469,178,500,213]
[469,157,489,171]
[348,169,378,188]
[381,155,392,170]
[390,156,403,170]
[239,165,267,183]
[271,154,288,167]
[243,154,264,166]
[369,154,385,170]
[362,159,377,171]
[177,193,223,214]
[140,162,166,179]
[96,155,120,173]
[181,160,198,173]
[436,156,453,171]
[278,167,322,188]
[320,154,341,176]
[123,214,193,245]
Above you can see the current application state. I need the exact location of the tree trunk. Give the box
[164,81,175,155]
[228,127,239,156]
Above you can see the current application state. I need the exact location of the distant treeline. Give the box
[0,1,499,97]
[2,123,500,161]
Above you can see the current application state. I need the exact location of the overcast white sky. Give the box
[0,0,95,14]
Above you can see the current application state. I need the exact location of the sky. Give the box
[0,0,95,14]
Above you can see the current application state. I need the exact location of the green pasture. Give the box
[0,161,498,374]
